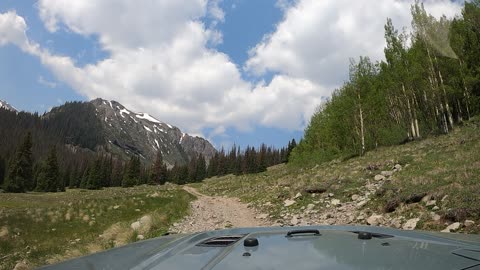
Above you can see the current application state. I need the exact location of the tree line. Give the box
[0,128,296,192]
[291,1,480,164]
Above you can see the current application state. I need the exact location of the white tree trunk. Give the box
[402,83,416,139]
[436,62,454,129]
[357,91,365,156]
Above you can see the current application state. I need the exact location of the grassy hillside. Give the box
[195,116,480,233]
[0,185,194,270]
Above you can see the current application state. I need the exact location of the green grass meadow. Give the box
[0,185,193,269]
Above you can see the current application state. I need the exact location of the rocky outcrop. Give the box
[0,99,17,112]
[90,99,216,166]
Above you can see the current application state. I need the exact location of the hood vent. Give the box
[197,235,246,247]
[351,231,394,239]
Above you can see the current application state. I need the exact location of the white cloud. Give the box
[0,0,463,140]
[246,0,462,88]
[37,75,57,88]
[0,2,323,137]
[0,11,29,48]
[208,0,225,24]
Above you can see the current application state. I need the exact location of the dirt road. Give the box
[170,186,270,233]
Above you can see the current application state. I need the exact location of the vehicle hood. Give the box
[38,225,480,270]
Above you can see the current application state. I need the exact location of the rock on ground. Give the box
[366,214,384,226]
[284,199,296,207]
[465,220,475,227]
[13,261,29,270]
[441,222,462,233]
[402,218,419,230]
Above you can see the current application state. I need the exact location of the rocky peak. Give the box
[90,98,216,166]
[0,99,17,112]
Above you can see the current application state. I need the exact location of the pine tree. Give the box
[0,155,5,188]
[69,166,78,188]
[3,157,24,193]
[86,159,102,190]
[150,151,167,185]
[122,156,140,187]
[195,154,207,181]
[36,146,61,192]
[19,132,34,190]
[187,155,198,182]
[111,161,124,187]
[3,133,34,193]
[79,166,89,189]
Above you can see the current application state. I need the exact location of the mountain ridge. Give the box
[0,99,17,112]
[0,98,216,166]
[89,98,216,166]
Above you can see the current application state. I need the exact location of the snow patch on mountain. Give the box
[144,126,153,132]
[119,108,130,118]
[136,113,161,124]
[0,100,18,112]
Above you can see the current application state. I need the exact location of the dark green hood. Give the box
[38,225,480,270]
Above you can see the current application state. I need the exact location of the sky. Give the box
[0,0,463,149]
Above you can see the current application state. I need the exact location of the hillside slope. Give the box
[90,99,216,166]
[0,99,216,167]
[195,117,480,234]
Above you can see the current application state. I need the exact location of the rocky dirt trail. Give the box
[172,163,475,234]
[170,186,271,233]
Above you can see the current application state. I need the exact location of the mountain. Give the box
[0,99,17,112]
[89,98,216,166]
[0,98,216,167]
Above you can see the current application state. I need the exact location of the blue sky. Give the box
[0,0,462,149]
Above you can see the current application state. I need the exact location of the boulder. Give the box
[366,214,384,226]
[113,205,120,210]
[0,226,8,238]
[294,192,302,199]
[13,262,29,270]
[137,234,145,240]
[374,175,385,181]
[381,171,394,177]
[356,200,367,208]
[326,218,336,225]
[130,221,141,231]
[431,214,441,222]
[351,194,360,201]
[390,218,402,229]
[394,164,402,170]
[421,194,432,203]
[441,222,462,233]
[331,199,341,206]
[290,216,299,226]
[432,206,440,211]
[426,200,436,207]
[284,199,296,207]
[306,204,315,211]
[328,193,334,197]
[130,215,153,234]
[464,220,475,227]
[402,218,419,230]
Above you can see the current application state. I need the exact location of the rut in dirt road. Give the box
[170,186,271,233]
